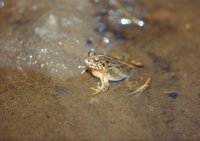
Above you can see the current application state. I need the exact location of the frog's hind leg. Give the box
[90,75,110,95]
[131,60,143,68]
[100,76,110,93]
[125,71,133,81]
[128,77,151,96]
[125,71,137,89]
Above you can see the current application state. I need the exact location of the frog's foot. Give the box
[81,69,86,74]
[128,77,151,96]
[90,87,109,95]
[78,65,85,69]
[90,87,102,95]
[78,65,86,74]
[90,79,110,95]
[90,82,102,95]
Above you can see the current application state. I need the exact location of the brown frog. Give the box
[80,51,151,95]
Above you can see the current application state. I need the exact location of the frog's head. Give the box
[84,51,103,70]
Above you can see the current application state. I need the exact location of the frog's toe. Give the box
[128,77,151,96]
[90,87,101,95]
[78,65,87,74]
[128,89,142,95]
[97,82,101,89]
[80,69,86,74]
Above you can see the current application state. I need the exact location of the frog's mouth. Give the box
[83,58,90,66]
[84,58,101,71]
[84,58,94,68]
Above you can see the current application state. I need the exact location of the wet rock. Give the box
[0,0,99,78]
[86,37,94,45]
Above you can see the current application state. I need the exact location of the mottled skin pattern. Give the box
[83,51,151,95]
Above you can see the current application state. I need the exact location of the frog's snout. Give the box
[84,58,89,65]
[84,58,92,67]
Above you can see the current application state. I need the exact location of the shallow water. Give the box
[0,0,200,141]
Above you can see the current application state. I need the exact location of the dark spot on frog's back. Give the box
[101,63,105,67]
[110,60,119,65]
[105,60,109,64]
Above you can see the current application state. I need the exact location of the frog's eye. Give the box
[88,50,95,57]
[94,56,99,61]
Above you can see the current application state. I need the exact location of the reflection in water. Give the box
[93,0,146,44]
[109,0,145,27]
[0,0,99,78]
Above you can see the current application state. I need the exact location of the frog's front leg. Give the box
[78,65,87,74]
[90,75,110,95]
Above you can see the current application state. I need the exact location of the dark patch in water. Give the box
[165,118,175,124]
[148,52,171,72]
[54,85,68,95]
[13,19,29,26]
[46,113,50,119]
[86,37,94,45]
[168,92,178,99]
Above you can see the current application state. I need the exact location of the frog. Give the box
[80,50,151,95]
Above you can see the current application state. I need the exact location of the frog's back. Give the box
[99,55,134,81]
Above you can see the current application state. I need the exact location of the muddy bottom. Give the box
[0,0,200,141]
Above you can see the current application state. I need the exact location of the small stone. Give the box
[86,37,93,45]
[168,92,178,99]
